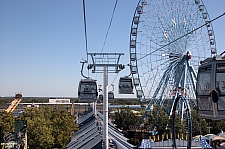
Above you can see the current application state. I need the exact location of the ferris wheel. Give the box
[129,0,217,119]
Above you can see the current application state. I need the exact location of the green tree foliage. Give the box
[214,120,225,134]
[18,107,78,148]
[144,105,170,135]
[141,106,208,138]
[0,112,15,143]
[204,119,225,135]
[0,97,11,104]
[112,99,140,105]
[167,113,187,138]
[114,107,141,131]
[191,109,208,136]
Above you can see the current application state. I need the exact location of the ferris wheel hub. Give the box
[186,51,192,60]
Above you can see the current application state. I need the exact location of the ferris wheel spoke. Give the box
[130,0,216,120]
[155,3,170,34]
[139,20,165,49]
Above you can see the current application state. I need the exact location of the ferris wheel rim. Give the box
[129,0,216,112]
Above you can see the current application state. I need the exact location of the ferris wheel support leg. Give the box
[179,61,188,120]
[172,95,192,149]
[103,66,109,149]
[188,64,197,93]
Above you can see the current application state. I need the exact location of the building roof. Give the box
[66,108,135,149]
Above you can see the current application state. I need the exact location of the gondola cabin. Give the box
[78,79,98,103]
[108,91,114,102]
[98,94,103,103]
[119,77,134,94]
[196,55,225,120]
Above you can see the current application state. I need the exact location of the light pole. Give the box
[164,125,168,147]
[207,122,212,134]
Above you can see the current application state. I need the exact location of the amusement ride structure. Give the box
[129,0,218,120]
[6,93,22,113]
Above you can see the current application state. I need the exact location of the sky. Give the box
[0,0,224,97]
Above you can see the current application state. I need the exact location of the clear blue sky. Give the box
[0,0,224,97]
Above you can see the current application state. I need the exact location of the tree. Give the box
[0,112,15,143]
[205,119,225,135]
[114,107,141,131]
[50,109,78,148]
[190,109,208,136]
[167,112,188,139]
[18,107,78,148]
[23,108,54,148]
[112,98,140,105]
[145,105,170,136]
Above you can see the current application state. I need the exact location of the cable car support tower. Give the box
[87,52,124,149]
